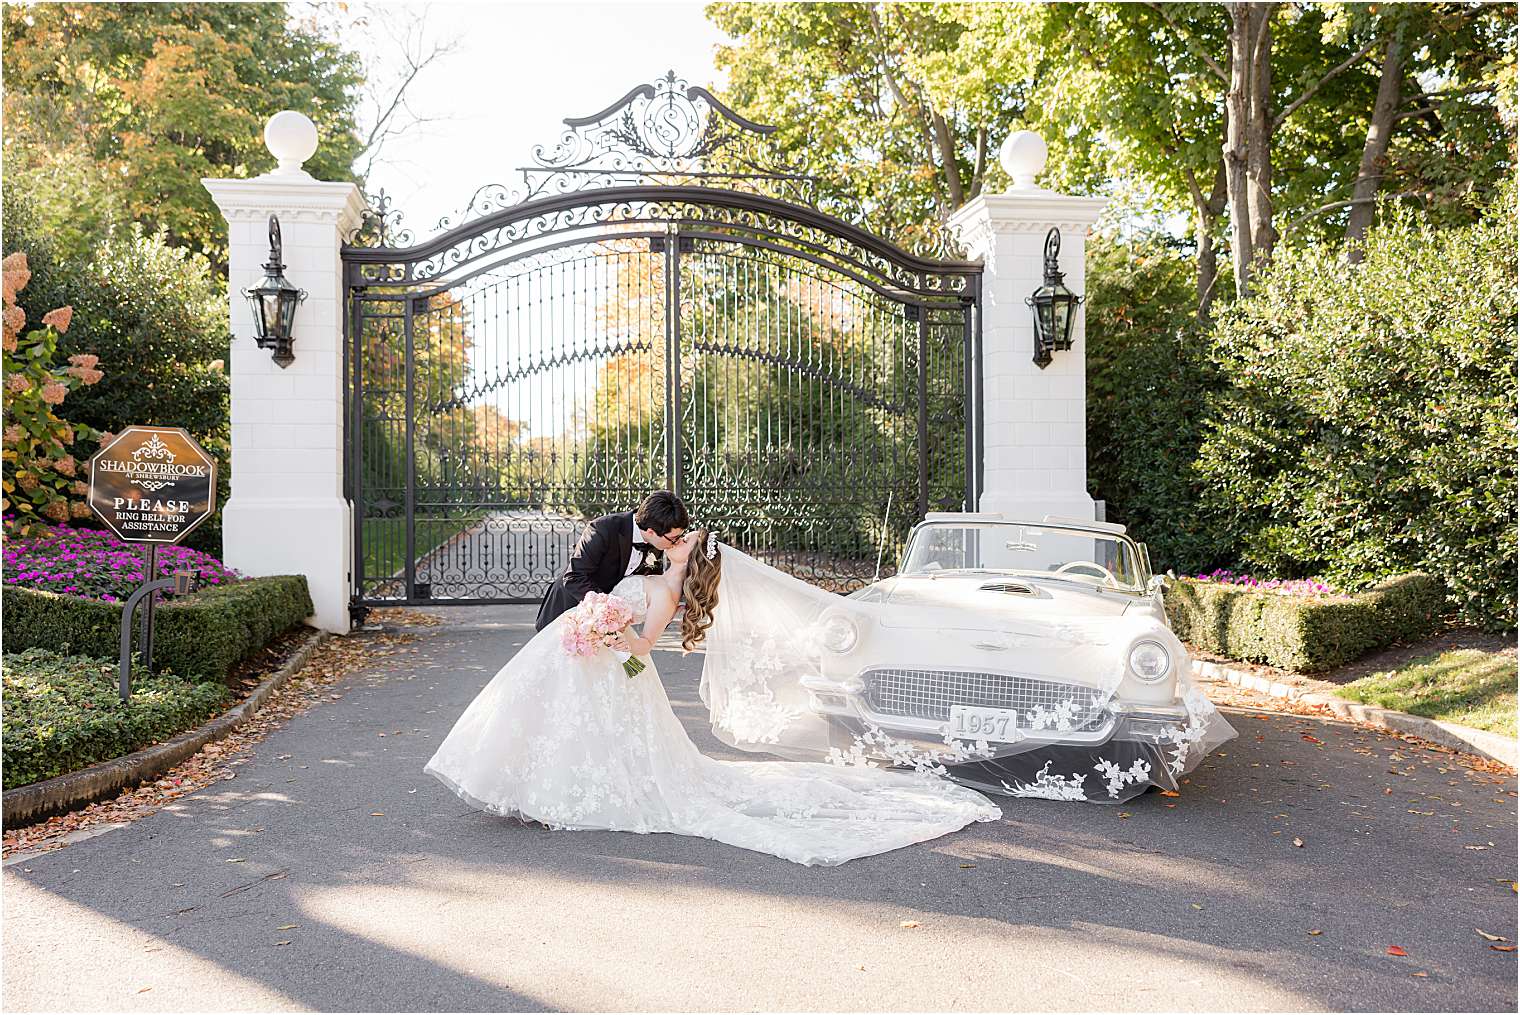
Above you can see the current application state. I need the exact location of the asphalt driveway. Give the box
[4,606,1515,1012]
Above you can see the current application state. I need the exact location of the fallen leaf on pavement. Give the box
[1293,838,1304,847]
[1411,972,1429,978]
[1302,734,1323,744]
[1118,812,1132,819]
[276,924,298,931]
[1387,946,1408,956]
[1476,929,1508,942]
[958,864,975,869]
[1492,945,1517,953]
[275,940,292,947]
[370,812,385,817]
[1160,790,1180,797]
[1308,930,1322,936]
[137,987,152,993]
[899,920,920,929]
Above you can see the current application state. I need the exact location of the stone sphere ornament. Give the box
[264,110,319,176]
[999,130,1048,191]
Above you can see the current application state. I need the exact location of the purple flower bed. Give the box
[1188,568,1339,596]
[2,524,238,602]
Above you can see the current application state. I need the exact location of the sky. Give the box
[354,1,731,242]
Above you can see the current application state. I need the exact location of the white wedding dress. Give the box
[424,574,1002,866]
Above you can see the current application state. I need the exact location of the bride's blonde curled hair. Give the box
[680,529,721,651]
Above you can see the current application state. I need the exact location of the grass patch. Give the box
[2,648,233,789]
[361,513,484,581]
[1334,647,1517,737]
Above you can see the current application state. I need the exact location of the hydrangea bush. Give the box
[1187,568,1338,597]
[2,251,105,535]
[2,523,238,602]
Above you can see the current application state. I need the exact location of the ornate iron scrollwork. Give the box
[342,72,983,607]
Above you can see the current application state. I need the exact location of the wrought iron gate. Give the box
[343,73,981,609]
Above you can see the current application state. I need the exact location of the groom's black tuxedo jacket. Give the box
[534,511,663,631]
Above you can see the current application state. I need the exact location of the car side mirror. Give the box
[1146,574,1167,594]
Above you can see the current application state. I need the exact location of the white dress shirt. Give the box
[625,516,648,576]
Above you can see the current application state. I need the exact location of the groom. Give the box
[534,490,691,631]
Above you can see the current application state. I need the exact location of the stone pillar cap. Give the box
[1000,130,1048,192]
[264,110,319,179]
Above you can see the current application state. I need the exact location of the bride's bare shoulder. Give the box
[643,576,676,606]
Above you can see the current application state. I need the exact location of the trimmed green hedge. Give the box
[1196,187,1516,632]
[1,575,312,682]
[2,647,232,789]
[1165,572,1447,672]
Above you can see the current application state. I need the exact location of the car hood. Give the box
[848,573,1135,629]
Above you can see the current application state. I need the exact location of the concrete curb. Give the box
[2,629,329,827]
[1193,659,1517,769]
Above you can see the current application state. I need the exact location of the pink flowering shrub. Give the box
[2,252,105,535]
[1188,568,1339,597]
[2,523,238,602]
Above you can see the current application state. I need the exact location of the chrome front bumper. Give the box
[801,668,1190,749]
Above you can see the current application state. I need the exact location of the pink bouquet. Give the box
[560,591,647,677]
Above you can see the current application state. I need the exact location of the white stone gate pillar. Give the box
[203,112,366,634]
[950,131,1107,522]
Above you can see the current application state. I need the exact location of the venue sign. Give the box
[87,426,217,544]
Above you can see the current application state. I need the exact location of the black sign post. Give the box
[87,426,218,701]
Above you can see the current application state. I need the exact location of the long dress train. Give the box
[424,575,1001,866]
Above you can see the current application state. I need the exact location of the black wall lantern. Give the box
[1025,227,1084,369]
[243,215,306,369]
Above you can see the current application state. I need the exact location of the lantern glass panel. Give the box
[260,292,282,334]
[1052,299,1071,346]
[279,291,299,335]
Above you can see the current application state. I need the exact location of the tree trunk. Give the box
[1223,3,1256,297]
[1184,162,1229,321]
[930,110,964,208]
[1245,7,1276,270]
[1223,2,1277,297]
[1345,26,1406,260]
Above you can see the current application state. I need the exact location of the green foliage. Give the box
[1084,233,1232,572]
[3,187,231,553]
[1165,572,1448,672]
[1196,186,1518,632]
[1,575,312,682]
[0,2,363,272]
[1,647,231,789]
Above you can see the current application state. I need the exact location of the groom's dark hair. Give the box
[634,490,689,536]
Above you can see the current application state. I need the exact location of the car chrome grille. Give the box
[861,667,1107,728]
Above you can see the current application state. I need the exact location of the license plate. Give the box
[947,705,1024,743]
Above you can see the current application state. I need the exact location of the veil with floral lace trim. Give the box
[698,543,1235,803]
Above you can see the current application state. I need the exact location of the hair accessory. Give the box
[705,531,718,560]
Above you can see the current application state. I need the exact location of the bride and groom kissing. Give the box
[423,488,1004,866]
[532,490,693,634]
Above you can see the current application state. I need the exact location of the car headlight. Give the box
[1127,639,1171,682]
[819,615,859,654]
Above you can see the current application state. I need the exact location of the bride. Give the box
[423,529,1003,866]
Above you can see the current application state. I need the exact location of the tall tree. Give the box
[1,3,364,273]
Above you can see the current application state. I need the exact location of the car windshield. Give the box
[900,522,1147,591]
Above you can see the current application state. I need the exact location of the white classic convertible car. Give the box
[798,513,1235,802]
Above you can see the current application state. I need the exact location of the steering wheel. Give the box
[1055,560,1117,584]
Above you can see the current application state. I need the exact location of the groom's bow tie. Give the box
[633,541,655,554]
